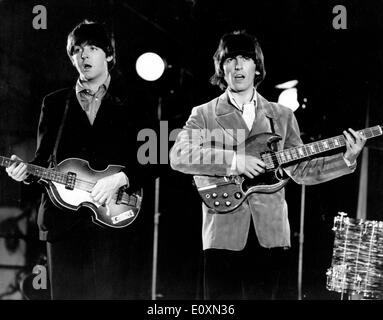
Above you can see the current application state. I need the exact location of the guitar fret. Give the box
[309,144,315,153]
[290,148,297,160]
[274,153,280,164]
[273,125,383,167]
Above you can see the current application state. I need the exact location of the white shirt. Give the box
[227,88,257,173]
[227,88,257,131]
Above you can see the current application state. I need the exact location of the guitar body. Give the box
[40,158,142,228]
[193,132,289,213]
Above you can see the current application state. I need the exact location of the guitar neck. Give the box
[276,125,383,165]
[0,156,67,184]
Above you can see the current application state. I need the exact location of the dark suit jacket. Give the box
[170,91,356,250]
[31,77,155,241]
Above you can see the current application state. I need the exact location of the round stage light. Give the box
[136,52,166,81]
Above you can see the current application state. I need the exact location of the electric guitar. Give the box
[193,125,382,213]
[1,157,142,228]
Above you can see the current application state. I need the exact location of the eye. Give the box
[224,57,233,64]
[72,46,81,54]
[237,55,250,61]
[90,46,98,51]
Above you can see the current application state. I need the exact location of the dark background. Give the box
[1,0,383,300]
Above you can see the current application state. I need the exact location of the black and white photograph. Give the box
[0,0,382,309]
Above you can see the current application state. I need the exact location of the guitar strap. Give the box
[48,88,74,168]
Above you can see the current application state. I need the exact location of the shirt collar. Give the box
[75,73,111,96]
[227,87,257,111]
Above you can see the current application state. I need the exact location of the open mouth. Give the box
[234,74,245,81]
[83,64,92,71]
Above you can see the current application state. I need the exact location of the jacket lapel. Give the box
[249,92,279,136]
[215,92,249,144]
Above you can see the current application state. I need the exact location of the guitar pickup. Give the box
[65,172,76,190]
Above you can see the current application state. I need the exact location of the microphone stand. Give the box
[151,97,162,300]
[151,178,161,300]
[298,184,306,300]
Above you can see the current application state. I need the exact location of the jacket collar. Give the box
[68,72,129,115]
[214,90,279,143]
[216,90,277,119]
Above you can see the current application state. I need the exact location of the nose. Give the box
[81,48,89,59]
[234,57,243,70]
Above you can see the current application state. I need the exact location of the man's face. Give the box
[71,42,112,82]
[223,55,256,93]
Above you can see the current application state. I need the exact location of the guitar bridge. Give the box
[229,175,243,185]
[65,172,76,190]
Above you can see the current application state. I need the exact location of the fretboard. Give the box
[0,157,68,184]
[276,125,382,165]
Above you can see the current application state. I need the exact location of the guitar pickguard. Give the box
[52,182,92,210]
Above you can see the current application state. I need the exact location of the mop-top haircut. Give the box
[66,20,116,70]
[210,30,266,90]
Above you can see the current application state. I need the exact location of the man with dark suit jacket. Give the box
[6,20,153,299]
[169,30,366,299]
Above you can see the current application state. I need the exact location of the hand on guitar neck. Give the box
[5,154,129,206]
[232,128,365,179]
[343,128,367,165]
[5,155,28,181]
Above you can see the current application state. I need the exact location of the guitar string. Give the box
[260,127,379,166]
[26,165,134,204]
[73,180,134,204]
[0,158,136,205]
